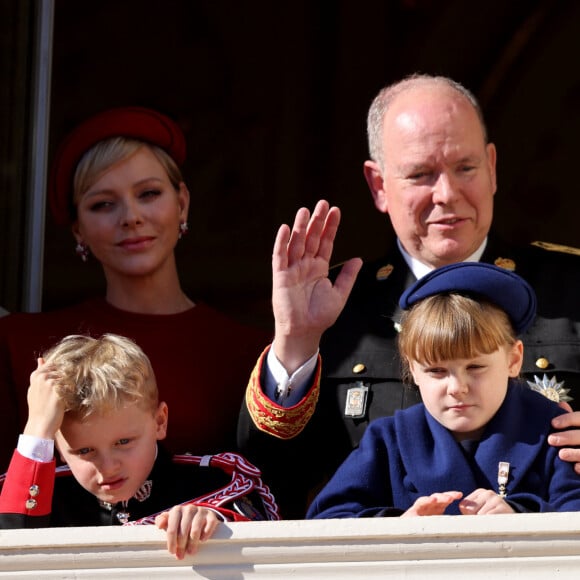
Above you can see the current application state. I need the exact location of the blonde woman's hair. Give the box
[72,137,183,206]
[398,293,517,384]
[42,334,158,420]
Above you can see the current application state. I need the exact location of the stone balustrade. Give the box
[1,512,580,578]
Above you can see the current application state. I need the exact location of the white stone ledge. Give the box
[1,512,580,578]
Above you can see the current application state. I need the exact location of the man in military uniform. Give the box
[239,74,580,519]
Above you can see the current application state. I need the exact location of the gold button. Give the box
[25,499,37,510]
[376,264,394,281]
[536,357,549,369]
[352,363,366,374]
[494,257,516,271]
[28,485,40,497]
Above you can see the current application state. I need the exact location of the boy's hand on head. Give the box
[155,504,219,560]
[24,358,66,439]
[549,410,580,474]
[459,488,515,515]
[401,491,463,517]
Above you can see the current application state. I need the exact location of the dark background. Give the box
[39,0,580,327]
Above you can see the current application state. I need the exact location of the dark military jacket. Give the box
[238,233,580,519]
[0,445,279,528]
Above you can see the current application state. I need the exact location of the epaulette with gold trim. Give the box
[245,346,321,440]
[531,241,580,256]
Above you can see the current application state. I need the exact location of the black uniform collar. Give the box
[97,443,172,523]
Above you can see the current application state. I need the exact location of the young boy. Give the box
[307,262,580,518]
[0,334,278,559]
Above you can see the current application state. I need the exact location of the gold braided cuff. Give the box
[245,346,321,440]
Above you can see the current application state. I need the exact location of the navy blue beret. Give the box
[399,262,537,335]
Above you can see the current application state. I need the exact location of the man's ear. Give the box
[363,160,388,213]
[486,142,498,195]
[155,402,169,441]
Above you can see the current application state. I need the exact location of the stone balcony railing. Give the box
[1,512,580,578]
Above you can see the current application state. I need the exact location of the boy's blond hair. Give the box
[398,294,517,384]
[42,334,158,420]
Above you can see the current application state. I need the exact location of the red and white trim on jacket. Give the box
[125,451,280,525]
[0,451,280,525]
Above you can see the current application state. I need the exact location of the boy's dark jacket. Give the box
[0,445,279,528]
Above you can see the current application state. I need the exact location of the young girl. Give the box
[306,262,580,518]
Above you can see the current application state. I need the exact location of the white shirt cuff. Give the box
[267,344,318,401]
[17,434,54,463]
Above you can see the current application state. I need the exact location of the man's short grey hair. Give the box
[367,74,488,171]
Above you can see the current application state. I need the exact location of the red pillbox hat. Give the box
[48,106,186,226]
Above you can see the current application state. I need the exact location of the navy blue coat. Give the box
[307,384,580,518]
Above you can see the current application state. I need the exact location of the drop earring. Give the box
[75,242,89,262]
[178,221,189,239]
